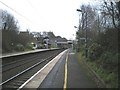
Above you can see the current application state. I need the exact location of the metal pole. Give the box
[76,9,82,52]
[85,12,88,58]
[78,14,81,52]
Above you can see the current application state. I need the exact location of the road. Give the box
[39,49,97,88]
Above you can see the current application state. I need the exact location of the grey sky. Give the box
[0,0,102,40]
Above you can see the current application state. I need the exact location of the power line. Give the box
[26,0,40,18]
[0,0,32,23]
[26,0,36,11]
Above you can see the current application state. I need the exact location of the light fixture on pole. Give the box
[76,8,88,58]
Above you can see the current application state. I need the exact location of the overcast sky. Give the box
[0,0,101,40]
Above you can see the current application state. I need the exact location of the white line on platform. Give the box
[18,50,67,89]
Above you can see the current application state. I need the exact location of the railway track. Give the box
[1,49,63,89]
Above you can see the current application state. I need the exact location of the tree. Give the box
[31,32,43,43]
[77,1,119,87]
[101,1,119,29]
[1,10,19,52]
[77,5,98,46]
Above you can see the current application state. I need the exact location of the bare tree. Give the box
[78,5,98,44]
[100,1,119,29]
[1,10,19,52]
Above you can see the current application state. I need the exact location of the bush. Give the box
[88,43,103,60]
[14,44,24,51]
[99,52,118,73]
[87,58,118,88]
[25,43,33,50]
[105,72,118,88]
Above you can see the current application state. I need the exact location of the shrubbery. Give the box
[88,43,103,60]
[76,1,119,88]
[25,43,33,50]
[86,28,119,87]
[14,44,24,51]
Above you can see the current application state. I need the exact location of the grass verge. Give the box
[87,60,118,88]
[76,52,118,88]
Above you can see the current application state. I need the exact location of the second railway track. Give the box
[1,49,63,89]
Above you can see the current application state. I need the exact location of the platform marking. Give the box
[63,51,68,90]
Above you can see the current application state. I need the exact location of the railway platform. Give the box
[23,49,97,88]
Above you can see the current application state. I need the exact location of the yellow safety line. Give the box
[63,51,68,90]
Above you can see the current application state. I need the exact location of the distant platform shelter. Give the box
[56,41,73,49]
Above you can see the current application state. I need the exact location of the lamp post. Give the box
[76,9,82,52]
[85,11,88,58]
[2,22,6,30]
[76,9,88,58]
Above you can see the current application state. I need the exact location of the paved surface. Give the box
[23,50,67,88]
[39,50,66,88]
[2,48,58,58]
[2,49,49,58]
[39,49,97,88]
[67,51,97,88]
